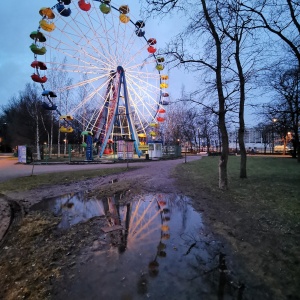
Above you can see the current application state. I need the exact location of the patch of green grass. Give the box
[0,167,131,192]
[176,156,300,227]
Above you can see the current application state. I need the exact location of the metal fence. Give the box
[20,144,182,162]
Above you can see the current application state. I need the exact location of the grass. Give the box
[0,167,130,192]
[175,156,300,227]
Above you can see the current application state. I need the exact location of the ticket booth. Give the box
[117,139,134,159]
[148,142,163,159]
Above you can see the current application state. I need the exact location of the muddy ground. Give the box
[0,156,299,299]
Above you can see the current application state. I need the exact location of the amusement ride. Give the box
[30,0,170,159]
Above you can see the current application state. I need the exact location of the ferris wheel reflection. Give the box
[101,193,172,269]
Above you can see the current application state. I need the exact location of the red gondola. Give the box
[31,61,47,70]
[78,0,91,11]
[158,108,166,113]
[157,117,165,122]
[147,46,156,54]
[31,74,47,83]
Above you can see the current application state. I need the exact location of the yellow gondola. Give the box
[119,14,130,23]
[156,64,164,71]
[160,83,168,89]
[59,126,74,133]
[59,115,73,120]
[39,19,56,32]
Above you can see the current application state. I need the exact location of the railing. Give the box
[21,144,183,163]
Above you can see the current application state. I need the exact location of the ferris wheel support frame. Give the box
[98,66,142,158]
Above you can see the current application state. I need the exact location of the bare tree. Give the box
[144,0,233,189]
[2,84,53,160]
[47,57,73,157]
[240,0,300,161]
[215,1,259,178]
[240,0,300,65]
[264,67,299,157]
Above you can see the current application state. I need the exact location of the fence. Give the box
[21,144,182,162]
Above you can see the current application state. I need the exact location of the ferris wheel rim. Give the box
[30,0,170,144]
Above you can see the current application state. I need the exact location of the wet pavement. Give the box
[32,192,244,299]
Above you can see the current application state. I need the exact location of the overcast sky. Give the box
[0,1,55,106]
[0,0,193,108]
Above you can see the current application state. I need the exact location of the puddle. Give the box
[31,192,245,299]
[32,191,116,229]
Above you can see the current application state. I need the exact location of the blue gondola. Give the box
[42,90,57,97]
[42,102,57,110]
[57,4,72,17]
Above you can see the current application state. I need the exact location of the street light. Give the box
[235,127,238,153]
[197,128,201,153]
[272,118,277,153]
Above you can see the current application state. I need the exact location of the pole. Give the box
[126,141,129,169]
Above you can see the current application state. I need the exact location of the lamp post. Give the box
[197,128,201,153]
[272,118,277,153]
[235,127,238,153]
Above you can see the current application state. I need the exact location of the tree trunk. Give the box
[58,119,61,157]
[235,34,247,178]
[35,113,41,161]
[201,0,229,189]
[219,116,229,190]
[50,111,53,157]
[238,127,247,177]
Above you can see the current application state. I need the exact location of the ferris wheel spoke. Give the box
[126,75,160,107]
[68,78,110,114]
[126,86,157,124]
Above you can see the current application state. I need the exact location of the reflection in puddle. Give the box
[32,192,107,229]
[32,192,244,299]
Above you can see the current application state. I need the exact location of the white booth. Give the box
[148,142,163,159]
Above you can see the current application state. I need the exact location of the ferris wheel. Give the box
[29,0,170,157]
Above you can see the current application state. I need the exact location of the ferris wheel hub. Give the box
[117,66,124,73]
